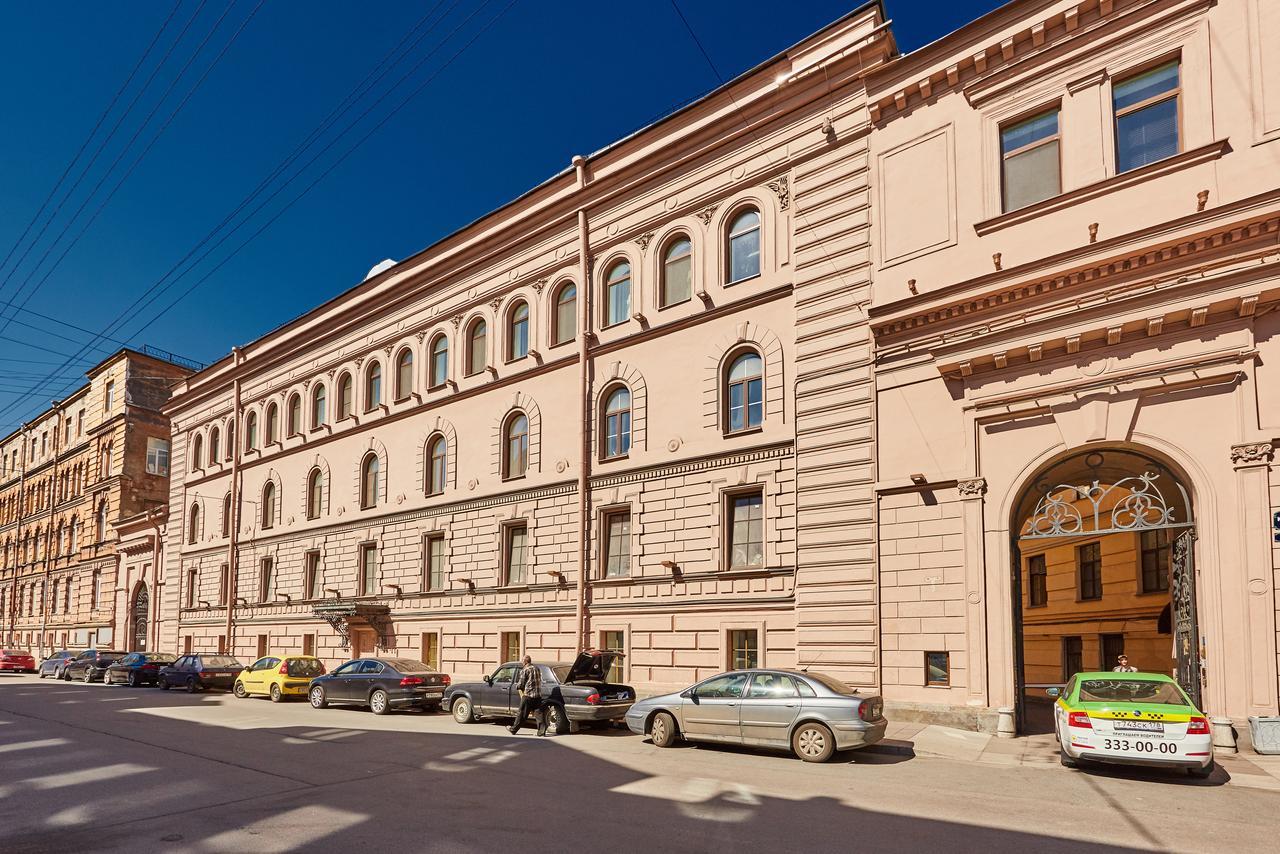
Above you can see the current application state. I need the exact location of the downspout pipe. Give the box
[573,155,592,653]
[12,423,29,650]
[225,354,244,654]
[37,406,64,657]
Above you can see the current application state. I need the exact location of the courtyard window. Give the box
[1001,107,1060,212]
[1114,60,1180,173]
[146,438,170,476]
[1077,542,1102,601]
[1028,553,1047,607]
[1062,636,1084,681]
[1140,529,1171,594]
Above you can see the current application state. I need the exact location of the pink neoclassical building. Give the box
[158,0,1280,736]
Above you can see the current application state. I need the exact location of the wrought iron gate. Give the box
[1171,529,1202,708]
[132,584,149,652]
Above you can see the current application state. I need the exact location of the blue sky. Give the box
[0,0,1002,427]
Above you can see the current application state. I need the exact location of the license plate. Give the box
[1113,720,1163,733]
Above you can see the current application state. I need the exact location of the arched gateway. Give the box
[1009,447,1198,733]
[131,582,149,652]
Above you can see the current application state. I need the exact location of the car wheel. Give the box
[83,669,93,683]
[269,683,283,703]
[370,689,390,715]
[128,671,140,688]
[159,678,170,691]
[233,680,248,699]
[451,696,475,724]
[650,711,679,748]
[1187,759,1215,779]
[38,669,46,679]
[62,668,71,681]
[792,722,836,763]
[310,686,328,709]
[185,677,198,694]
[547,703,571,735]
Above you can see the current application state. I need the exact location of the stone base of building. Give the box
[883,700,1000,734]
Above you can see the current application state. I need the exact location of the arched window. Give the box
[261,481,276,529]
[429,335,449,388]
[508,302,529,360]
[222,492,232,537]
[245,411,258,450]
[191,434,204,470]
[602,386,632,459]
[426,435,447,495]
[365,362,382,410]
[553,282,576,345]
[226,422,235,460]
[209,426,220,463]
[337,373,353,420]
[265,403,279,444]
[360,453,380,509]
[661,235,693,306]
[727,208,761,283]
[306,468,324,519]
[395,349,414,400]
[725,350,764,433]
[604,261,630,327]
[503,412,529,480]
[96,501,108,542]
[188,502,199,544]
[287,394,302,437]
[465,319,487,376]
[100,441,112,478]
[312,383,327,428]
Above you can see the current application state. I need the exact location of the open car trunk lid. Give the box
[564,649,624,684]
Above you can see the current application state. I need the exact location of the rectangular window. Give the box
[601,630,624,683]
[1114,60,1180,173]
[217,634,226,654]
[1100,633,1125,671]
[259,557,274,603]
[726,490,764,570]
[1062,636,1084,681]
[359,544,378,596]
[602,509,631,578]
[501,631,521,664]
[1027,553,1047,607]
[218,563,228,606]
[1077,542,1102,600]
[1000,108,1060,212]
[302,633,315,657]
[185,568,197,609]
[41,432,47,455]
[1139,529,1171,593]
[925,651,950,687]
[64,419,71,444]
[183,635,193,655]
[77,410,84,437]
[421,631,439,670]
[728,628,759,670]
[424,533,445,591]
[256,634,268,659]
[305,551,323,600]
[104,381,115,413]
[503,523,528,586]
[146,438,170,476]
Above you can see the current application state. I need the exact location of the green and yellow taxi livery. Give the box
[1048,672,1214,778]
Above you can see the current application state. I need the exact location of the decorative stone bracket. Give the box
[957,477,987,499]
[1230,442,1273,468]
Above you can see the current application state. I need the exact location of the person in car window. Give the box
[1113,654,1138,673]
[509,655,547,737]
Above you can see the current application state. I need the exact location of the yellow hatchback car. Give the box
[234,655,327,702]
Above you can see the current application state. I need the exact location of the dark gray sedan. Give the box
[625,669,886,762]
[308,657,451,714]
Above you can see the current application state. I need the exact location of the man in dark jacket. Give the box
[509,655,548,736]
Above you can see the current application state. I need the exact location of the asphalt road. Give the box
[1,673,1277,853]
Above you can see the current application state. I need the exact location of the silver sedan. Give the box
[625,669,887,762]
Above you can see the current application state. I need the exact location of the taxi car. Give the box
[1048,672,1214,778]
[233,654,326,702]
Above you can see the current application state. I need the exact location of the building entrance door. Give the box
[351,628,376,659]
[131,583,149,652]
[1010,448,1197,733]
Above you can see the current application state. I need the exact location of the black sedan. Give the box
[104,652,174,687]
[158,653,245,692]
[40,649,83,679]
[445,650,634,734]
[308,657,451,715]
[63,650,126,682]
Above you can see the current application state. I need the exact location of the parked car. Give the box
[234,655,326,702]
[63,650,127,683]
[104,652,174,687]
[626,669,887,763]
[308,657,450,715]
[39,649,82,679]
[445,650,634,734]
[1048,672,1215,778]
[158,653,245,692]
[1,649,36,673]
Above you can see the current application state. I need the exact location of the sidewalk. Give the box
[872,722,1280,790]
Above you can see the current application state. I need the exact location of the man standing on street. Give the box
[510,655,548,736]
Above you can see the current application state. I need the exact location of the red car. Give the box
[0,650,36,673]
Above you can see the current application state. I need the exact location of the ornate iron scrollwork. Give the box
[1021,471,1187,539]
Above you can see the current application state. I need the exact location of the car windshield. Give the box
[381,658,432,673]
[285,659,325,678]
[200,656,241,667]
[803,672,858,696]
[1078,679,1189,705]
[142,653,170,662]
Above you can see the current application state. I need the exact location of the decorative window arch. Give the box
[552,281,576,345]
[491,395,541,479]
[724,349,764,433]
[464,318,487,376]
[261,480,277,530]
[100,440,113,478]
[265,402,280,444]
[222,492,232,537]
[415,417,458,495]
[600,384,632,460]
[705,323,785,432]
[592,362,649,458]
[191,433,204,470]
[312,383,327,428]
[603,259,631,327]
[209,425,220,463]
[425,433,448,495]
[429,334,449,388]
[188,502,200,544]
[502,411,529,479]
[306,466,325,519]
[508,301,530,361]
[661,233,693,306]
[245,410,258,451]
[364,361,382,410]
[395,348,414,400]
[286,393,302,437]
[337,372,353,420]
[726,206,761,283]
[360,452,381,509]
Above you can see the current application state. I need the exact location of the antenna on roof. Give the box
[800,650,824,672]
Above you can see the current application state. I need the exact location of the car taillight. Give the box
[141,664,157,671]
[1187,716,1210,735]
[585,692,601,705]
[441,674,451,686]
[1068,711,1092,729]
[278,662,290,675]
[199,672,211,678]
[400,676,424,687]
[859,702,880,721]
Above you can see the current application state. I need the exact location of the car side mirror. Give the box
[483,675,493,685]
[244,666,254,673]
[1045,687,1060,698]
[682,688,697,701]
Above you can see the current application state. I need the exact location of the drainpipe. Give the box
[573,155,593,652]
[225,358,243,655]
[148,505,164,652]
[12,423,29,651]
[37,406,65,656]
